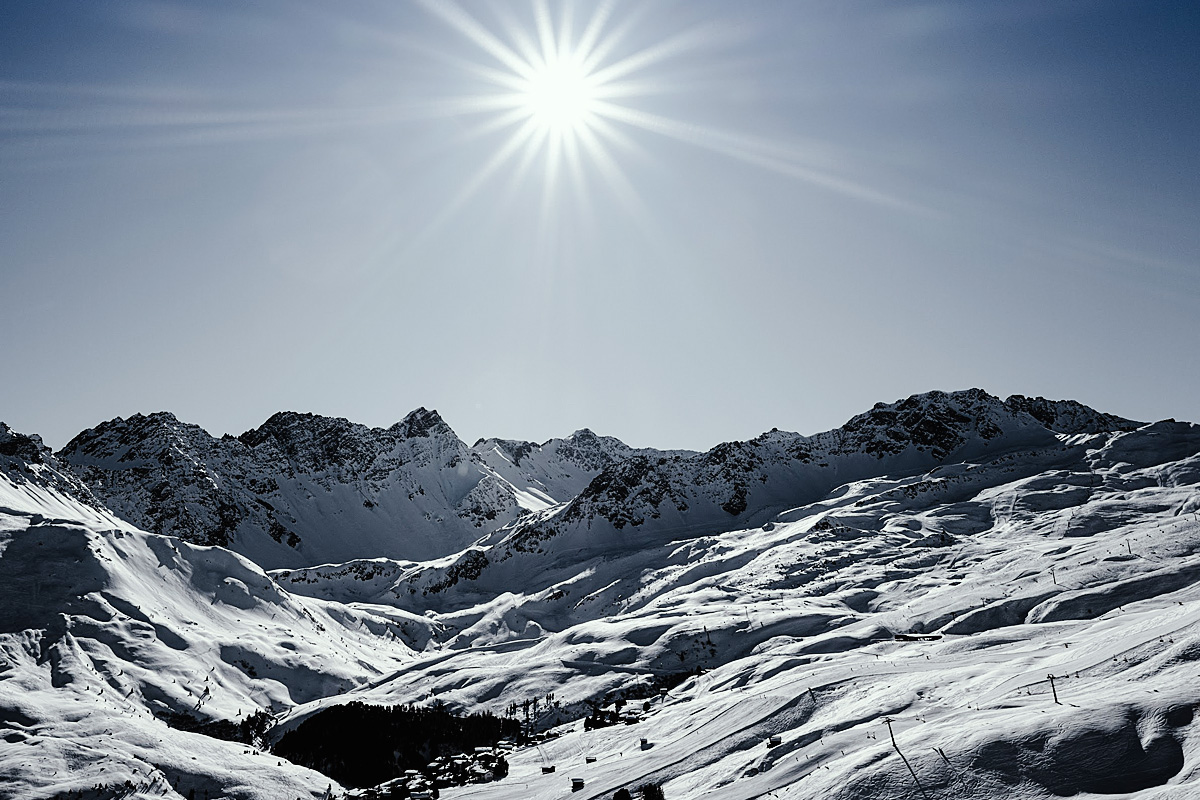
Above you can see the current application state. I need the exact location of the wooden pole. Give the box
[884,718,931,800]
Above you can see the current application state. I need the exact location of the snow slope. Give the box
[0,434,420,799]
[9,390,1200,800]
[0,422,120,529]
[268,394,1200,800]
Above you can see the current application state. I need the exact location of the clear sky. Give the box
[2,1,1198,451]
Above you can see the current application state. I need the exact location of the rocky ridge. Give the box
[57,409,514,568]
[35,390,1141,575]
[55,409,669,569]
[472,428,695,514]
[520,389,1139,543]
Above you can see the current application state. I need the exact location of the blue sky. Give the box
[2,1,1197,450]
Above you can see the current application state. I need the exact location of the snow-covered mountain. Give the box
[9,389,1200,800]
[322,390,1141,609]
[268,395,1200,800]
[1,428,423,798]
[58,409,671,569]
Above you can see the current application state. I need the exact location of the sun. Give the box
[519,56,598,134]
[408,0,916,239]
[420,0,906,222]
[417,0,686,209]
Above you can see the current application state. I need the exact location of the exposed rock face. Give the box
[0,423,48,464]
[471,428,687,512]
[836,388,1016,459]
[59,412,256,549]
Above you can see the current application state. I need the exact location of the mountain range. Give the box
[56,408,672,569]
[4,389,1200,800]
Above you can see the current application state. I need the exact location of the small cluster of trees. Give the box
[503,691,577,733]
[582,670,704,731]
[583,697,640,731]
[161,709,273,747]
[611,784,665,800]
[583,703,621,731]
[504,691,558,720]
[273,701,520,789]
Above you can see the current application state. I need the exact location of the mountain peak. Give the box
[836,388,1020,460]
[238,411,336,448]
[140,410,183,424]
[1,422,110,512]
[845,390,1139,445]
[472,437,537,466]
[238,412,384,477]
[392,407,454,440]
[108,410,187,433]
[58,411,207,466]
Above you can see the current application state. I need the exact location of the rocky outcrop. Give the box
[1002,394,1140,435]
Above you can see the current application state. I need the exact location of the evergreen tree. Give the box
[640,783,665,800]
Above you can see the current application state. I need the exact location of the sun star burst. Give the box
[417,0,694,219]
[414,0,916,241]
[520,56,598,134]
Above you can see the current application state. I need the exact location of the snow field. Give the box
[3,398,1199,799]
